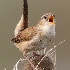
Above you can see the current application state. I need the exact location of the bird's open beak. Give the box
[48,15,55,24]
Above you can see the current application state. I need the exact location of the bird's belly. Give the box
[30,35,54,51]
[14,35,53,55]
[30,40,45,51]
[29,36,50,51]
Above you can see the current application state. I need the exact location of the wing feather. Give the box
[11,26,38,43]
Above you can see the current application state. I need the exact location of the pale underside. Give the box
[14,23,55,55]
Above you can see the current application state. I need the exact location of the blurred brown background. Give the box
[0,0,70,70]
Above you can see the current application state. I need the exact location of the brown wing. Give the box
[11,26,38,43]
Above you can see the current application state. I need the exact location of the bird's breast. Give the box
[42,25,55,37]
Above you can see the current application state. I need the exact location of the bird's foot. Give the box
[24,55,35,69]
[33,52,39,56]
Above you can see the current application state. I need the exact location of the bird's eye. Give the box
[44,16,47,19]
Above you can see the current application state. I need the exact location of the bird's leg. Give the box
[23,54,35,69]
[38,47,46,55]
[37,47,45,55]
[37,51,40,54]
[44,47,46,54]
[40,50,43,55]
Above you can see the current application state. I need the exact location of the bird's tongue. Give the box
[49,16,54,23]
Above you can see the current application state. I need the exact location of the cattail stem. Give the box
[23,0,28,29]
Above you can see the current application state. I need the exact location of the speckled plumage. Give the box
[11,13,56,55]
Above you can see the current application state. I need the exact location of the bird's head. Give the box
[41,13,55,25]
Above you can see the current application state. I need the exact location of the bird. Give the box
[11,13,56,56]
